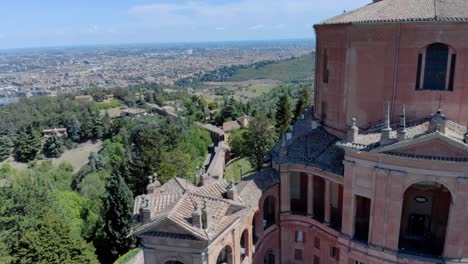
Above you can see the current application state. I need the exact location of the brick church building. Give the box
[132,0,468,263]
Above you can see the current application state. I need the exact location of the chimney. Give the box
[347,117,359,142]
[397,105,407,141]
[380,103,392,145]
[139,195,151,224]
[226,181,235,200]
[201,199,210,229]
[192,201,202,228]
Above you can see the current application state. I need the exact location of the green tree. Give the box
[127,124,162,194]
[67,115,81,142]
[13,125,42,162]
[79,112,94,140]
[13,211,98,264]
[228,129,246,156]
[0,174,99,264]
[243,114,276,170]
[0,136,12,161]
[101,174,135,260]
[90,108,103,139]
[275,94,292,138]
[293,87,310,121]
[43,134,64,158]
[101,111,113,139]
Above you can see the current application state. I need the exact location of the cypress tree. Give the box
[14,124,42,162]
[275,94,292,137]
[101,111,113,139]
[90,108,103,139]
[43,134,64,158]
[0,136,12,161]
[67,115,81,142]
[101,173,135,259]
[294,87,310,121]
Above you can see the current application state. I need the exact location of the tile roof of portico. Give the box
[133,169,279,241]
[317,0,468,26]
[271,108,345,176]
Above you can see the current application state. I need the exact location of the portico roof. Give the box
[133,169,279,241]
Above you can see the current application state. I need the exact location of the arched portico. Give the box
[216,245,233,264]
[240,229,249,261]
[263,196,276,230]
[398,181,452,257]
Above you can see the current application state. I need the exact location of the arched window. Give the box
[240,229,249,261]
[263,196,276,230]
[416,43,456,91]
[252,216,258,245]
[398,181,452,257]
[216,245,233,264]
[264,249,275,264]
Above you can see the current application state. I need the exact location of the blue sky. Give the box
[0,0,369,49]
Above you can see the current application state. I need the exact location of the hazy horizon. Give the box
[0,0,369,50]
[0,38,314,52]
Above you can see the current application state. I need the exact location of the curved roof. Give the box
[318,0,468,26]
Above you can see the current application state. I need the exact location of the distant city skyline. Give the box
[0,0,369,50]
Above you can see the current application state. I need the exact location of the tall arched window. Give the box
[263,196,276,230]
[416,43,456,91]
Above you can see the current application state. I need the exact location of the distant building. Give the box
[223,115,250,142]
[75,95,93,101]
[120,108,147,118]
[104,94,114,101]
[42,128,67,138]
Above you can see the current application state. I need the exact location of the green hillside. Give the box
[230,53,315,82]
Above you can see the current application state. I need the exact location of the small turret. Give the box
[146,173,161,195]
[380,103,392,145]
[397,105,407,141]
[347,117,359,142]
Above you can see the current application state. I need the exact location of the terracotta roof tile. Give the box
[318,0,468,26]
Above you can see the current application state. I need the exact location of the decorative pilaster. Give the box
[307,174,314,217]
[324,179,331,225]
[280,170,291,213]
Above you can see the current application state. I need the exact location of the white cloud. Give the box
[249,24,265,30]
[127,0,366,29]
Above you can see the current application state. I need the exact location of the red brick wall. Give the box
[315,23,468,137]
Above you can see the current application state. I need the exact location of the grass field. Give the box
[224,157,253,182]
[1,140,102,173]
[230,53,315,82]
